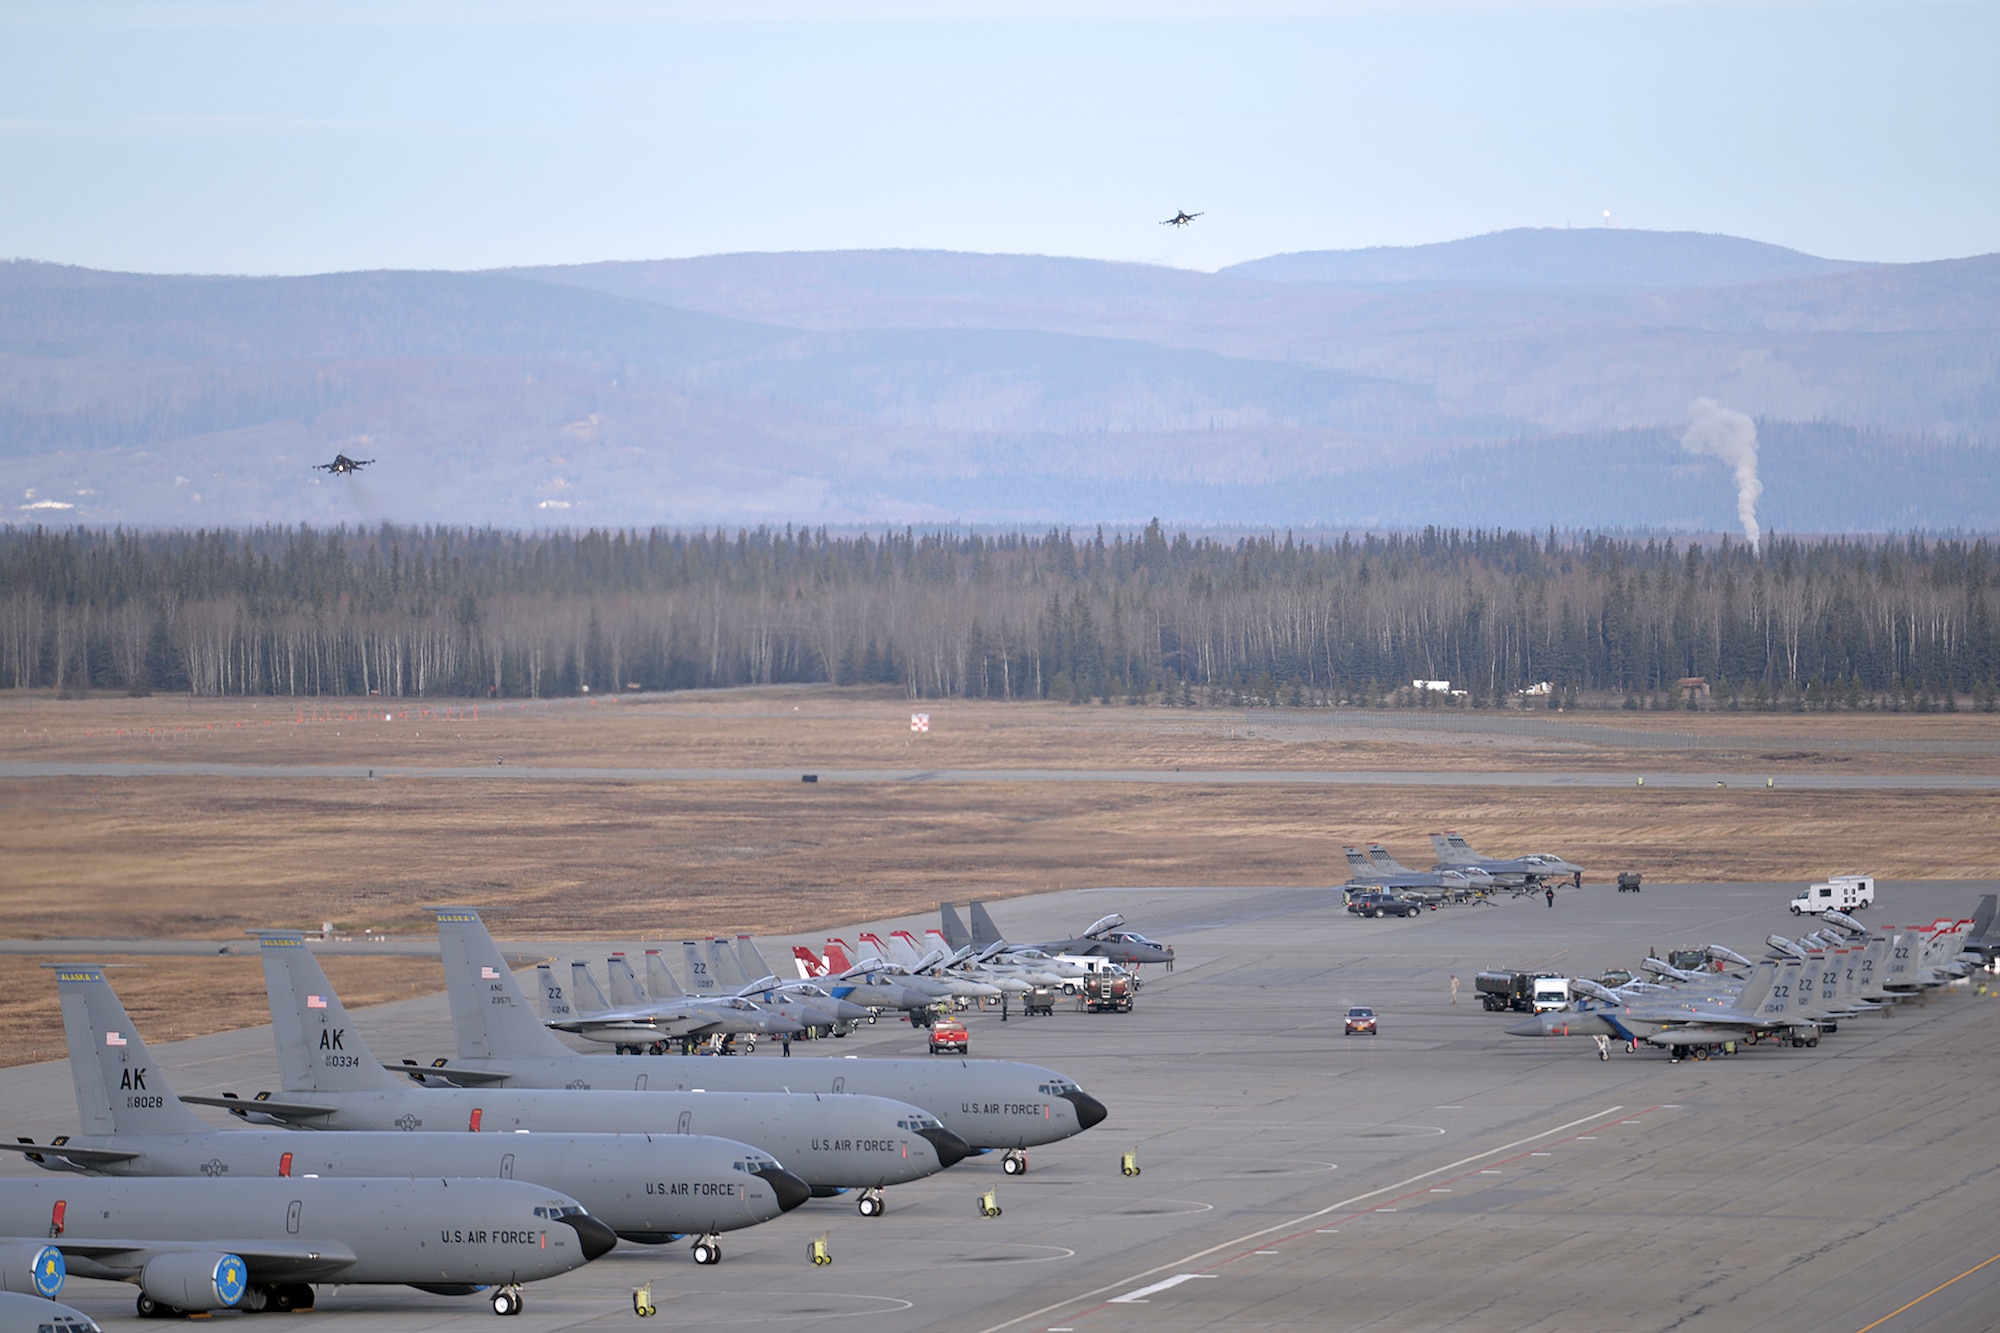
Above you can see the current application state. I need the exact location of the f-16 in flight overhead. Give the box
[422,908,1107,1177]
[0,965,808,1256]
[185,932,967,1226]
[311,453,373,476]
[1431,832,1585,887]
[1160,209,1202,226]
[946,901,1177,969]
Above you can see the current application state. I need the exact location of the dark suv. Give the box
[1345,890,1422,918]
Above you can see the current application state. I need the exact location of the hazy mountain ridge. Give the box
[2,229,1996,530]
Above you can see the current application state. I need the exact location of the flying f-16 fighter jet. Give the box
[313,453,374,476]
[1160,209,1203,227]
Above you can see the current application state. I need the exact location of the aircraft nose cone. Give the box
[562,1212,620,1262]
[1504,1016,1549,1037]
[1058,1088,1109,1131]
[755,1166,813,1213]
[918,1125,973,1169]
[833,999,872,1022]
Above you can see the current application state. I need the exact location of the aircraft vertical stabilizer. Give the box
[253,931,406,1093]
[55,964,213,1136]
[737,937,779,983]
[431,905,576,1060]
[968,901,1005,948]
[939,904,972,952]
[708,938,752,989]
[569,961,615,1015]
[605,955,646,1007]
[682,941,721,994]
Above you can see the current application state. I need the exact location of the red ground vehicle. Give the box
[1344,1006,1378,1035]
[929,1016,969,1054]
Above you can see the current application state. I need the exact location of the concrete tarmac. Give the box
[4,880,1997,1331]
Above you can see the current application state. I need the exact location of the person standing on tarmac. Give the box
[1545,886,1556,908]
[1450,974,1459,1005]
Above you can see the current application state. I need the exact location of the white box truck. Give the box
[1531,976,1571,1012]
[1790,875,1876,916]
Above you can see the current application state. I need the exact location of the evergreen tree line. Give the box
[1,523,1996,709]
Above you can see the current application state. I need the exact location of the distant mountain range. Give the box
[3,228,1995,531]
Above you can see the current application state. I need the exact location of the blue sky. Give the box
[2,1,1994,274]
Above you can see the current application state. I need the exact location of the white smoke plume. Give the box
[1679,398,1762,550]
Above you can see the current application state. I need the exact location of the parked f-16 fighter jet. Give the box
[1344,845,1494,899]
[1,965,806,1252]
[1160,209,1203,227]
[312,453,373,476]
[1430,831,1584,887]
[185,933,966,1231]
[419,908,1107,1178]
[946,901,1176,969]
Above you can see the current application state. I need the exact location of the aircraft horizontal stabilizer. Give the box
[178,1095,340,1122]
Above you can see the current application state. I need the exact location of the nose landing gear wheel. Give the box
[691,1235,722,1265]
[1002,1149,1028,1176]
[491,1285,523,1316]
[857,1189,886,1217]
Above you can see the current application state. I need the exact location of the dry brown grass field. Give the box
[1,688,1994,1062]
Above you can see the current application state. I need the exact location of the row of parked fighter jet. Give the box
[1341,833,1586,897]
[536,902,1177,1050]
[1509,895,2000,1057]
[0,907,1110,1323]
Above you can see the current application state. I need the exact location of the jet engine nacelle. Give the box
[139,1251,249,1311]
[0,1242,66,1298]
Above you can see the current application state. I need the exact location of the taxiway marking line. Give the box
[978,1104,1637,1333]
[1852,1248,2000,1333]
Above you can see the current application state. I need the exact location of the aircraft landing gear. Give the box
[135,1294,180,1319]
[857,1188,887,1217]
[267,1283,314,1311]
[490,1284,524,1316]
[1002,1149,1028,1176]
[691,1234,722,1265]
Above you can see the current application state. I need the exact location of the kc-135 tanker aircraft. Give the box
[0,965,807,1252]
[417,908,1107,1178]
[184,933,968,1226]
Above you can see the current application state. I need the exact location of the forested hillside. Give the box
[3,525,1992,709]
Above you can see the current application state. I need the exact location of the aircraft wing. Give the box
[44,1237,358,1283]
[178,1094,339,1124]
[0,1140,141,1168]
[389,1061,514,1087]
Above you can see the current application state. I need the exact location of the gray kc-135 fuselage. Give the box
[0,1175,610,1316]
[207,934,968,1207]
[427,908,1107,1175]
[5,965,807,1246]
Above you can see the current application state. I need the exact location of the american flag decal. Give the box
[482,967,501,979]
[105,1032,127,1047]
[307,995,328,1009]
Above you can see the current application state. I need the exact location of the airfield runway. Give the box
[4,880,1997,1331]
[2,760,1996,790]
